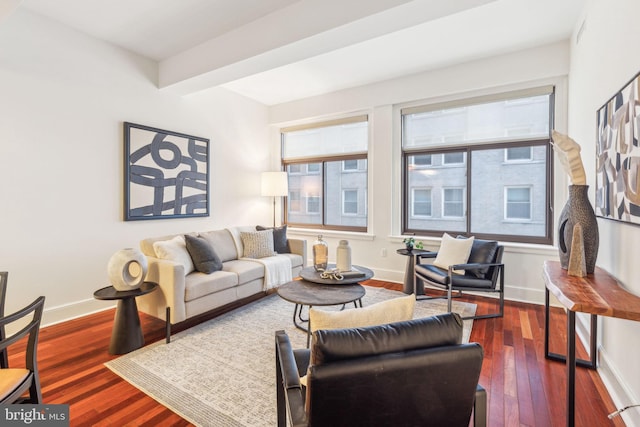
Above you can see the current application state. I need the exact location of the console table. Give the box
[542,260,640,427]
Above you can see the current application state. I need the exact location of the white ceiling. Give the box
[17,0,585,105]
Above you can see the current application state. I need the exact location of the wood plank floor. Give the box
[7,280,626,426]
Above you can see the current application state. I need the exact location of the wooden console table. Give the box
[543,260,640,427]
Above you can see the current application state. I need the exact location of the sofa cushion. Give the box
[433,233,474,275]
[200,229,238,263]
[153,235,195,275]
[256,225,289,253]
[223,259,265,284]
[185,234,223,274]
[184,270,238,302]
[280,253,304,269]
[241,230,277,258]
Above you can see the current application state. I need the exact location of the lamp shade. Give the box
[261,171,288,197]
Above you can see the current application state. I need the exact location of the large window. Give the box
[402,87,553,244]
[282,116,368,231]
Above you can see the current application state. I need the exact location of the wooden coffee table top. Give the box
[277,280,366,306]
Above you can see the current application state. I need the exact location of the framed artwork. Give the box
[124,122,210,221]
[595,70,640,225]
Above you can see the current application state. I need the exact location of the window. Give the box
[402,86,553,244]
[343,160,358,171]
[289,190,301,212]
[443,188,464,217]
[307,193,321,214]
[343,190,358,214]
[412,188,432,217]
[411,154,432,167]
[443,152,465,165]
[505,187,532,220]
[505,146,532,162]
[282,116,368,231]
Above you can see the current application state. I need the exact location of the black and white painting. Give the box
[596,71,640,225]
[124,122,210,221]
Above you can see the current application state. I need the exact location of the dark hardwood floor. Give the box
[7,280,625,426]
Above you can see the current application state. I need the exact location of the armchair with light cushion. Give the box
[275,312,486,427]
[414,234,504,320]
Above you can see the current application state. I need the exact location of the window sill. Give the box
[287,227,375,241]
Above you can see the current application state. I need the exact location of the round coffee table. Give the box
[279,264,373,347]
[278,280,366,347]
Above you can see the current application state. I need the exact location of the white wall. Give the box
[0,10,272,325]
[270,41,571,305]
[568,0,640,425]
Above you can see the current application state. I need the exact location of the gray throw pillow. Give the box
[185,234,223,274]
[256,225,289,253]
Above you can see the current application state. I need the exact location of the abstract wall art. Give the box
[124,122,210,221]
[595,71,640,225]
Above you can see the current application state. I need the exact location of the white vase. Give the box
[336,240,352,272]
[108,248,148,291]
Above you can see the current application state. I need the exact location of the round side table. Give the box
[93,281,158,355]
[396,249,434,295]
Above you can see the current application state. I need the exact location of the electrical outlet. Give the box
[381,248,387,257]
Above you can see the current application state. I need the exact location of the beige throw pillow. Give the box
[301,294,416,387]
[153,235,195,275]
[433,233,474,275]
[309,294,415,333]
[240,230,277,258]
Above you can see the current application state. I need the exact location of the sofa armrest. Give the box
[138,256,187,324]
[288,239,307,267]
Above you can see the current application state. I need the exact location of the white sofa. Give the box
[137,226,306,340]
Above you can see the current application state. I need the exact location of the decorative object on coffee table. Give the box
[551,131,598,275]
[313,235,328,271]
[336,239,352,272]
[108,248,148,291]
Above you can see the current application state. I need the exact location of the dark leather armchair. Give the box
[414,238,504,320]
[276,312,486,427]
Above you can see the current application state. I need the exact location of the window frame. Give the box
[401,87,554,245]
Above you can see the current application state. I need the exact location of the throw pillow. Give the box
[153,235,195,275]
[256,225,289,253]
[433,233,474,275]
[309,294,415,333]
[240,230,276,258]
[459,236,498,278]
[184,234,223,274]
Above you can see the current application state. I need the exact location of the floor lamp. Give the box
[261,171,288,227]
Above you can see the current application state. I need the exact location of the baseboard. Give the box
[598,347,640,427]
[42,297,115,328]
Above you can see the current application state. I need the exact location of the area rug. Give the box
[105,286,476,426]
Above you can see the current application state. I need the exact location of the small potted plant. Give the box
[403,237,424,251]
[403,237,415,251]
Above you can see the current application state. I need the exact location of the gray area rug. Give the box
[105,286,476,426]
